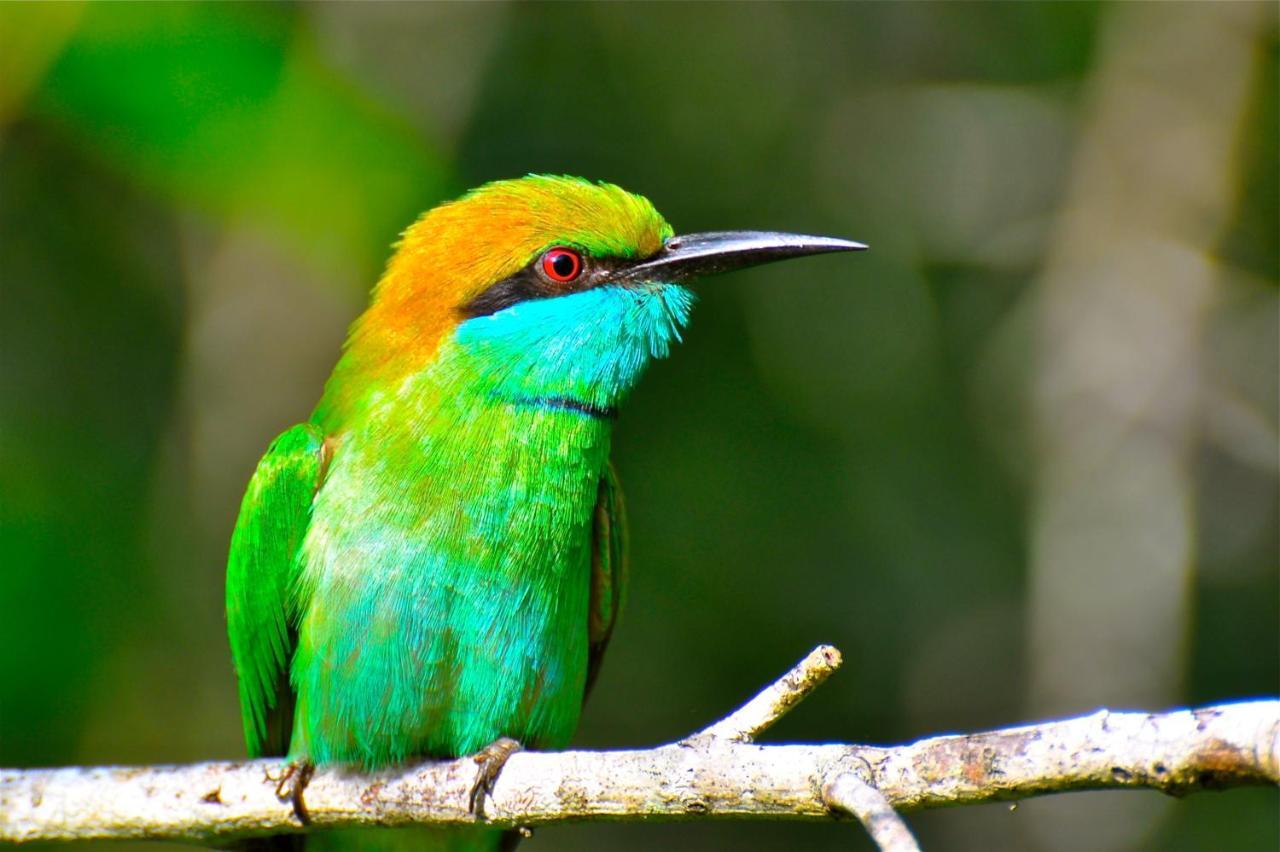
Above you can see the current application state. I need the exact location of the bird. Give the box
[225,174,863,850]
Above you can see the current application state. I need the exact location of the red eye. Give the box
[541,247,582,283]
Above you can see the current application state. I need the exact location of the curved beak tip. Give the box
[824,238,868,252]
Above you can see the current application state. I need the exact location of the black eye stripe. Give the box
[460,252,622,319]
[459,266,551,318]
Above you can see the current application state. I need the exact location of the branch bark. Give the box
[1,646,1276,848]
[824,772,921,852]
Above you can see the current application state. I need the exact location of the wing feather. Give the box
[585,461,628,702]
[225,423,327,757]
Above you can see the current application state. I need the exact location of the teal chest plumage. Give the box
[285,285,691,767]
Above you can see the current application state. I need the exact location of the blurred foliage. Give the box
[0,4,1275,851]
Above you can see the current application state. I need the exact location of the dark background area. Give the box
[1,3,1276,850]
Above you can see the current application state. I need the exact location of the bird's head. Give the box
[319,175,862,426]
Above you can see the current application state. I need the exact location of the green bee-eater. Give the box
[226,175,862,849]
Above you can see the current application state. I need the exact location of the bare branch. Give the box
[689,644,843,743]
[824,772,921,852]
[1,646,1275,846]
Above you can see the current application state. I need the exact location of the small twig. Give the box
[689,644,843,743]
[824,772,921,852]
[0,646,1275,845]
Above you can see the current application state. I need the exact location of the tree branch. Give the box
[688,644,843,743]
[1,646,1275,848]
[824,772,921,852]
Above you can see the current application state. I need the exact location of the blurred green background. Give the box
[1,3,1276,850]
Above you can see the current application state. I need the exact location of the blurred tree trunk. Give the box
[1027,3,1276,851]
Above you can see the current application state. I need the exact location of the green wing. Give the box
[226,423,328,757]
[585,461,628,702]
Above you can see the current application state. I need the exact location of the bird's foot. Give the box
[270,759,316,825]
[468,737,523,816]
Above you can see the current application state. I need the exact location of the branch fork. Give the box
[676,645,918,848]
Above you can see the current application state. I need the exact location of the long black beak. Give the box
[615,231,866,285]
